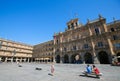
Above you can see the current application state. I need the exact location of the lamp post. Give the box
[12,50,16,62]
[0,42,2,62]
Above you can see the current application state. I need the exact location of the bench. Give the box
[82,72,102,78]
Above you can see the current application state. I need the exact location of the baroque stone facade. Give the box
[1,15,120,64]
[53,15,120,64]
[0,38,33,62]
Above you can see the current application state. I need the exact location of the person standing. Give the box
[51,63,55,76]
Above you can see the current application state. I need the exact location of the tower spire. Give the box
[74,13,78,19]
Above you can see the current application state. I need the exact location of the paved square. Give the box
[0,63,120,81]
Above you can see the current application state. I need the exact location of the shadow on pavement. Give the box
[79,75,100,79]
[48,73,53,76]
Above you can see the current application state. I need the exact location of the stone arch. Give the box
[56,55,60,63]
[98,51,110,64]
[1,57,5,62]
[84,52,93,64]
[71,54,81,64]
[117,53,120,62]
[26,58,28,62]
[29,58,32,62]
[64,54,69,63]
[71,54,76,63]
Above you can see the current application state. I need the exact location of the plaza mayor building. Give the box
[53,15,120,64]
[0,38,33,62]
[0,15,120,64]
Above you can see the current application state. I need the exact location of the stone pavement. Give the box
[0,63,120,81]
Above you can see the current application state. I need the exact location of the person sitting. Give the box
[85,64,92,74]
[92,65,100,75]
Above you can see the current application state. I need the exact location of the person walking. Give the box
[51,63,55,76]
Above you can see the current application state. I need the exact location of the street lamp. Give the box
[12,49,16,62]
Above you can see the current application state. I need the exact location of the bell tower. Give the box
[67,18,79,30]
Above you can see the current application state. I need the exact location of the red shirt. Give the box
[94,67,100,75]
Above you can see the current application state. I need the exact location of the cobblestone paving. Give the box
[0,63,120,81]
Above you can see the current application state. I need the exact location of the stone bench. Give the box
[82,72,102,78]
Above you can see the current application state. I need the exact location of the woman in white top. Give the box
[51,63,55,76]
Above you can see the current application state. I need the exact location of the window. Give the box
[64,47,67,51]
[114,43,120,49]
[56,49,59,52]
[76,22,78,26]
[56,40,59,44]
[95,28,100,35]
[116,26,120,30]
[48,53,50,55]
[73,46,76,50]
[71,23,74,29]
[98,42,103,47]
[72,36,76,40]
[113,35,118,40]
[68,25,70,30]
[84,44,88,48]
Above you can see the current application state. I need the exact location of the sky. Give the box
[0,0,120,45]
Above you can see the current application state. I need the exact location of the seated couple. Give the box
[84,64,100,75]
